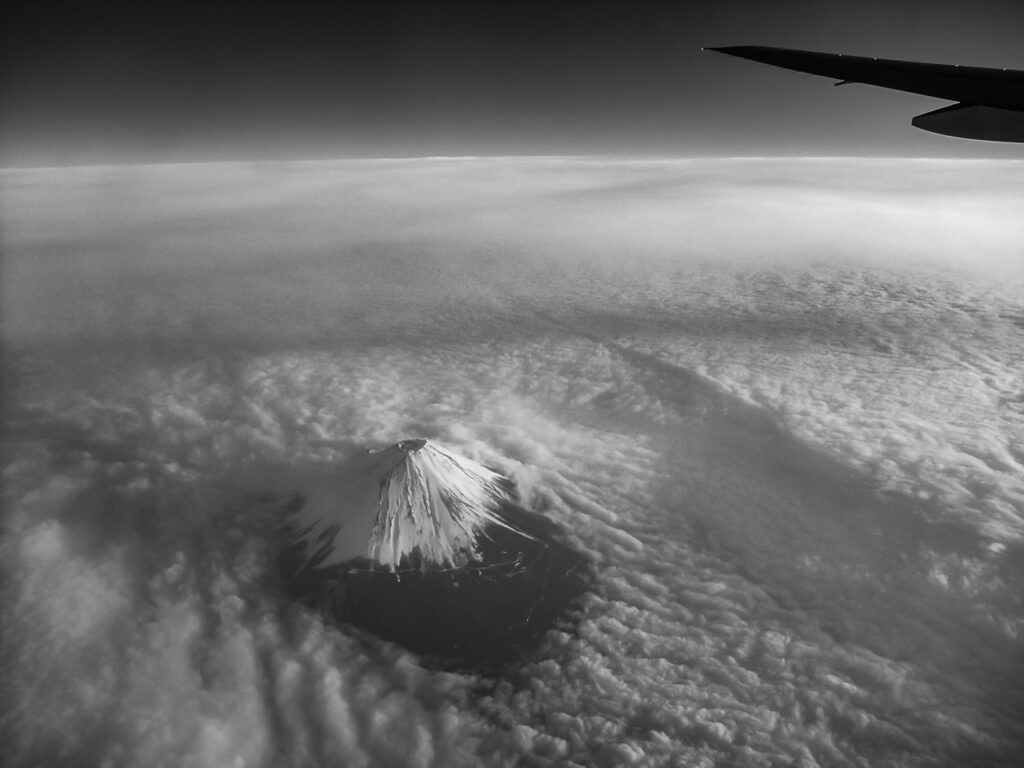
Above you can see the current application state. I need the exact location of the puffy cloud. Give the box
[2,158,1024,767]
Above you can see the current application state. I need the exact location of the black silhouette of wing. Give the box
[706,46,1024,142]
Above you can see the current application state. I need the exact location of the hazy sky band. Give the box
[3,0,1024,165]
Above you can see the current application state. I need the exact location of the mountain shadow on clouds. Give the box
[613,343,1024,744]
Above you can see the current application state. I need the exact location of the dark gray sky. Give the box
[2,0,1023,166]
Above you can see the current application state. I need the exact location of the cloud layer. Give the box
[3,158,1024,767]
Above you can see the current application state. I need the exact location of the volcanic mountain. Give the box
[280,439,592,666]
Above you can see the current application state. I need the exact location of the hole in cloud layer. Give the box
[3,158,1024,767]
[278,439,594,669]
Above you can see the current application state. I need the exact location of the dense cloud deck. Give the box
[3,158,1024,767]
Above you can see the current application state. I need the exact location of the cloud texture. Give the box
[3,158,1024,767]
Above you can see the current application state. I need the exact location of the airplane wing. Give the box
[705,46,1024,142]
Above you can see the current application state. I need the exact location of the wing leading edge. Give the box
[706,45,1024,143]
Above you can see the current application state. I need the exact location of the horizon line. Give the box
[3,154,1021,172]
